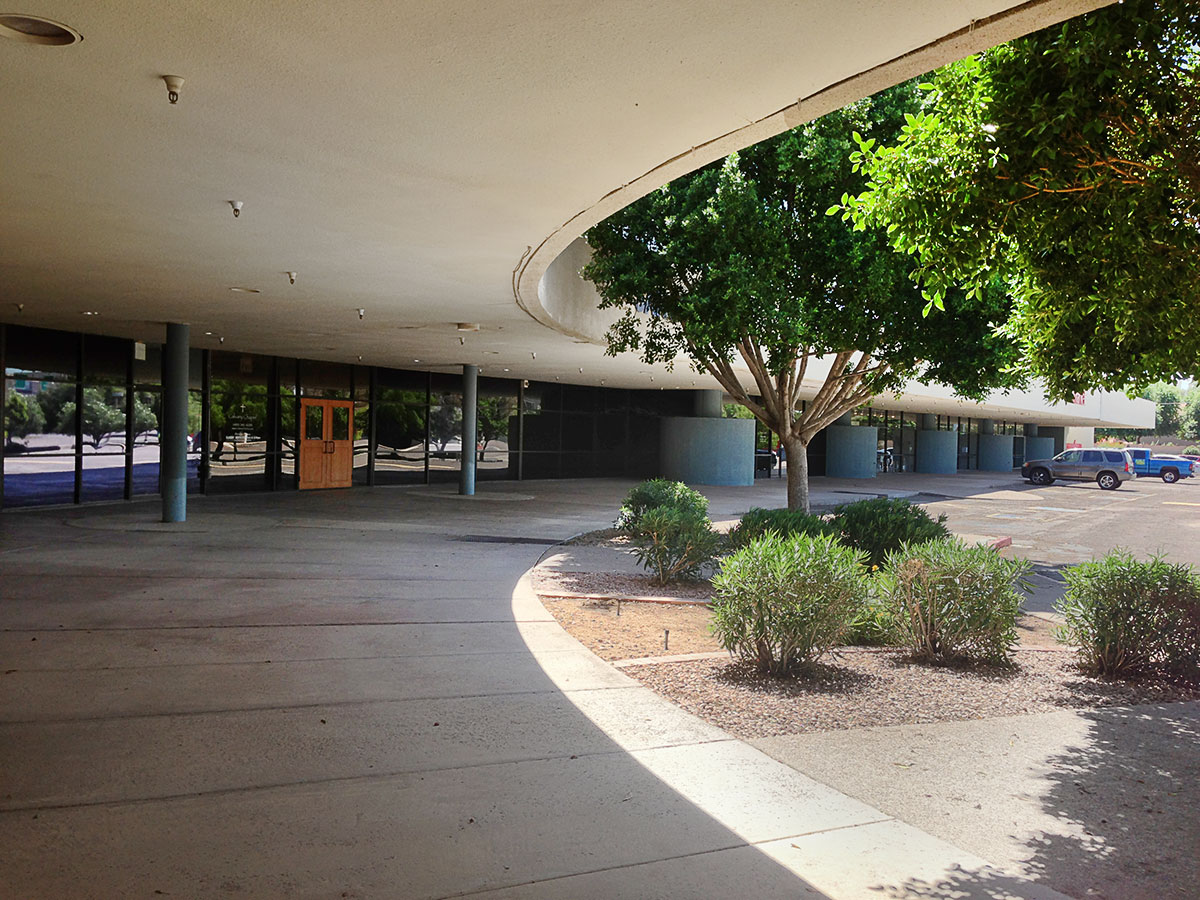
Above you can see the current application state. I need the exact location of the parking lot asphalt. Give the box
[914,475,1200,615]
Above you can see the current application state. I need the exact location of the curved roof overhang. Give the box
[0,1,1111,389]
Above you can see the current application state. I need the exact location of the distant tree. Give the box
[4,391,45,444]
[1182,392,1200,440]
[1142,383,1184,436]
[585,83,1021,511]
[35,383,75,435]
[56,387,125,449]
[846,0,1200,397]
[476,396,515,460]
[428,393,462,453]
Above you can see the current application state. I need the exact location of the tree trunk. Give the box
[784,435,809,513]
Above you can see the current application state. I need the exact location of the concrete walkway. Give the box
[2,477,1070,898]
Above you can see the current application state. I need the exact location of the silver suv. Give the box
[1021,448,1133,491]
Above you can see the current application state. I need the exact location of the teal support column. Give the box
[693,389,722,418]
[162,322,189,522]
[660,417,754,485]
[825,425,877,478]
[916,430,957,474]
[460,364,477,496]
[978,433,1015,471]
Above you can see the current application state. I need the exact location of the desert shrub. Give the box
[830,497,950,568]
[629,507,722,585]
[843,592,896,646]
[878,539,1028,663]
[1057,551,1200,677]
[616,479,708,531]
[710,533,868,676]
[728,507,836,549]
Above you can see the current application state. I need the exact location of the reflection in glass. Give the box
[476,394,516,477]
[208,380,269,485]
[131,391,164,496]
[373,392,427,484]
[330,405,349,441]
[82,452,125,502]
[305,404,324,440]
[353,401,371,483]
[4,378,76,506]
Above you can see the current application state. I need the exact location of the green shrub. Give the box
[878,539,1028,663]
[1185,445,1200,455]
[1057,551,1200,677]
[710,533,868,676]
[616,479,709,531]
[830,497,950,568]
[629,507,722,585]
[844,593,896,647]
[728,507,836,549]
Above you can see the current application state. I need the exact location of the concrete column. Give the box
[161,323,189,523]
[825,425,877,478]
[980,418,995,435]
[920,413,937,431]
[1023,424,1039,437]
[836,411,854,425]
[660,417,754,485]
[459,364,478,496]
[978,433,1015,471]
[915,430,957,474]
[693,389,723,418]
[1025,437,1055,461]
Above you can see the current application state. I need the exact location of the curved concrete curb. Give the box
[510,571,1072,899]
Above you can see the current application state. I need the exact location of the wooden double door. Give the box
[299,399,353,490]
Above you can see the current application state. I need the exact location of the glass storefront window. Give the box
[4,377,76,506]
[428,391,462,480]
[374,385,427,485]
[477,380,517,480]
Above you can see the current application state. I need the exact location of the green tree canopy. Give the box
[1141,382,1184,436]
[5,391,45,444]
[585,83,1021,510]
[57,387,126,449]
[846,0,1200,397]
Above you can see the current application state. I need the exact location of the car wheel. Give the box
[1097,472,1119,490]
[1162,468,1179,484]
[1030,467,1053,485]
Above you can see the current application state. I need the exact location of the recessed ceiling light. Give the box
[229,287,260,293]
[0,14,81,45]
[456,322,480,332]
[81,310,99,316]
[204,331,213,336]
[413,359,420,363]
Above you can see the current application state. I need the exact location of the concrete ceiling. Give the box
[0,1,1109,389]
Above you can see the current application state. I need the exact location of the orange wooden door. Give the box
[326,401,353,488]
[299,399,354,490]
[299,399,327,490]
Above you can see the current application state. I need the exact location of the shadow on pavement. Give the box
[887,703,1200,900]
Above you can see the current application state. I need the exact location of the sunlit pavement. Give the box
[2,474,1191,897]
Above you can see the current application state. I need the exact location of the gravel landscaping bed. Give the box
[624,652,1200,740]
[535,529,1200,741]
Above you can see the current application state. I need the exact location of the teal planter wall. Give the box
[825,425,877,479]
[978,433,1015,471]
[915,430,957,474]
[1025,436,1055,463]
[659,417,755,486]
